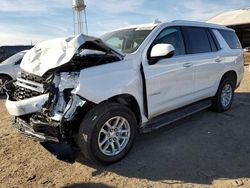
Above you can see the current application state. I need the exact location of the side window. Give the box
[219,30,242,49]
[207,30,218,52]
[153,27,186,56]
[183,27,211,54]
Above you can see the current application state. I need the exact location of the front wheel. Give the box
[77,103,137,164]
[212,77,235,112]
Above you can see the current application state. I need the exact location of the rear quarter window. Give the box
[219,30,242,49]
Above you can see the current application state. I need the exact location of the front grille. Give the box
[14,86,40,100]
[13,72,49,101]
[20,72,46,83]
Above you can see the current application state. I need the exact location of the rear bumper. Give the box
[13,117,59,143]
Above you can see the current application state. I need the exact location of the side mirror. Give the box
[149,44,175,65]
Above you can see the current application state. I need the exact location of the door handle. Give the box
[215,57,223,63]
[183,63,193,68]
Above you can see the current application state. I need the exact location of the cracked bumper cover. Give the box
[13,117,59,142]
[5,93,49,116]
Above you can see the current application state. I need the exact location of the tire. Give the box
[0,75,12,96]
[212,77,235,112]
[77,102,137,164]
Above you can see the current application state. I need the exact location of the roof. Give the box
[170,20,229,29]
[207,7,250,26]
[112,20,230,32]
[111,23,159,32]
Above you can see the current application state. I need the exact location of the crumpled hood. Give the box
[21,34,124,76]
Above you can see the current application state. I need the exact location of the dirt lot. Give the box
[1,66,250,188]
[245,52,250,64]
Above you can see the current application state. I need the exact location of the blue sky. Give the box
[0,0,249,45]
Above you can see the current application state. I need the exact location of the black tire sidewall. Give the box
[214,78,235,112]
[78,103,137,164]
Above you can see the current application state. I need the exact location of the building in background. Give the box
[208,7,250,49]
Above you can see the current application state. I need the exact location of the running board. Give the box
[142,99,212,133]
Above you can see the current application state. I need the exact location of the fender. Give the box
[74,59,147,122]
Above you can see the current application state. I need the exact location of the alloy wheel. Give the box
[98,116,131,156]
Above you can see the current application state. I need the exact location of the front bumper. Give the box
[6,93,49,116]
[13,117,59,143]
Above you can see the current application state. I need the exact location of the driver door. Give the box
[143,26,195,118]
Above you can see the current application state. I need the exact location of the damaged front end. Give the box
[5,71,86,142]
[5,34,123,143]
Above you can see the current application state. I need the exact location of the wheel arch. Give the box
[0,73,13,80]
[220,70,237,87]
[104,94,142,125]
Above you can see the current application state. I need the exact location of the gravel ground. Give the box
[0,66,250,188]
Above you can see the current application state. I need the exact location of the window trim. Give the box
[208,29,221,51]
[206,29,217,52]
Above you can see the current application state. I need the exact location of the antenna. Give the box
[72,0,88,35]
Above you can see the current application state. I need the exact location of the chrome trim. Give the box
[16,77,44,93]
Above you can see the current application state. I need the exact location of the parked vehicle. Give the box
[244,47,250,52]
[0,46,32,63]
[4,21,244,164]
[0,51,27,95]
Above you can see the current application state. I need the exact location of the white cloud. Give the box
[0,33,49,45]
[86,0,146,13]
[0,22,71,45]
[0,0,69,13]
[0,0,249,45]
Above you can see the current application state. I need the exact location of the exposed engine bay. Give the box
[4,34,123,142]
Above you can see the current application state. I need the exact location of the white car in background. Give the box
[0,51,27,95]
[244,47,250,52]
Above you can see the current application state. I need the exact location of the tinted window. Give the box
[219,30,242,49]
[183,27,211,54]
[1,51,26,65]
[207,30,218,52]
[153,27,185,56]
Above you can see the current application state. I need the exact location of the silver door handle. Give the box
[183,63,193,68]
[215,57,223,63]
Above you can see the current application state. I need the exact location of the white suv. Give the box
[4,21,244,164]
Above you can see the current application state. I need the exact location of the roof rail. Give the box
[171,20,228,29]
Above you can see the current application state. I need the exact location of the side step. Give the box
[142,99,212,133]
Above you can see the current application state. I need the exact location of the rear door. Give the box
[182,26,224,98]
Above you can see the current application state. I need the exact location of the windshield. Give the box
[101,28,153,54]
[1,51,26,65]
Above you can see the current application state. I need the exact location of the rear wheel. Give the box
[0,75,11,96]
[77,103,137,164]
[212,77,235,112]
